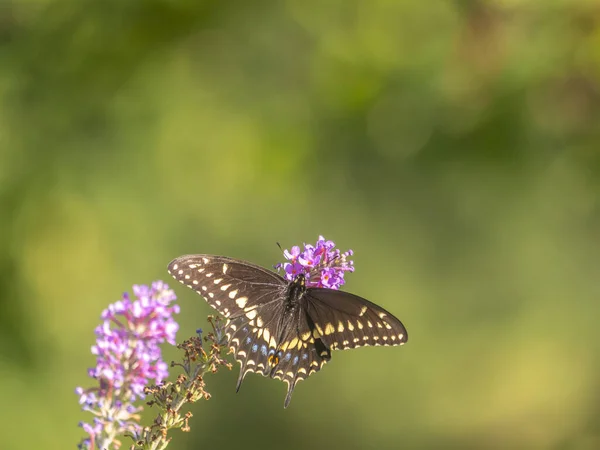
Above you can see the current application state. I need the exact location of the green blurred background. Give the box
[1,0,600,449]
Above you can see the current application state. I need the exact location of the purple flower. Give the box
[275,236,354,289]
[76,281,179,450]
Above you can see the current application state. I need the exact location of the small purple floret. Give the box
[275,236,354,289]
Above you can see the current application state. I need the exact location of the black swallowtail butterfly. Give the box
[168,254,408,407]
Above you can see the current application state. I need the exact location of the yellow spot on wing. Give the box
[289,337,298,349]
[347,320,354,331]
[324,323,335,335]
[222,263,229,273]
[245,309,257,320]
[359,306,368,316]
[228,289,238,299]
[235,296,248,308]
[263,328,271,344]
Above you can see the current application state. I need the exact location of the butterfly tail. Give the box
[284,380,296,408]
[236,366,248,392]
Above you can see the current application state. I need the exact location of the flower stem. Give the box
[129,316,231,450]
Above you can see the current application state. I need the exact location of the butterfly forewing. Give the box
[167,254,286,319]
[304,288,408,351]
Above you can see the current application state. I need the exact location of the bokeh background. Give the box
[1,0,600,449]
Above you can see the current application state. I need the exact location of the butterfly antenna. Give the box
[276,242,283,252]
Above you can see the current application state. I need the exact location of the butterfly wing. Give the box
[168,254,292,396]
[304,288,408,350]
[167,254,287,319]
[270,289,408,407]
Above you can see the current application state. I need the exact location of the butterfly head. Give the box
[294,273,306,287]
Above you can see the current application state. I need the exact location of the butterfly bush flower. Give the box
[275,236,354,289]
[76,281,180,450]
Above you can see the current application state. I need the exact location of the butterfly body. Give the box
[168,254,407,407]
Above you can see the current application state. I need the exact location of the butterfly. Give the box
[167,254,408,407]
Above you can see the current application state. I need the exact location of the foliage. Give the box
[1,1,599,449]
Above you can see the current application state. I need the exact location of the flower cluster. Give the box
[76,281,180,450]
[275,236,354,289]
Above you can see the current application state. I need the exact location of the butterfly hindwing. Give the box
[226,315,278,390]
[269,309,332,407]
[304,288,408,350]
